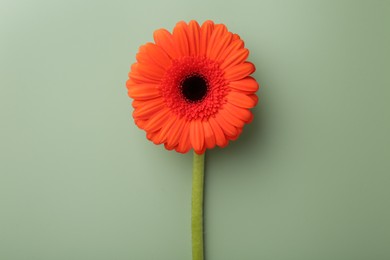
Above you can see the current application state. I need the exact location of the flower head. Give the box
[126,20,259,154]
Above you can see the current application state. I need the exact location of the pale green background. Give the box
[0,0,389,259]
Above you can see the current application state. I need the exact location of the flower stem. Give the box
[192,151,205,260]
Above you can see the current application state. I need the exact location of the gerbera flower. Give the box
[126,20,259,154]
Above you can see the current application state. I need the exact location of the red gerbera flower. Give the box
[126,20,259,154]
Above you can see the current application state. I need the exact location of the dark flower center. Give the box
[181,75,208,102]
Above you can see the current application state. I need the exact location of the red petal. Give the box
[249,94,258,105]
[227,91,257,108]
[190,120,205,154]
[139,43,172,69]
[228,76,259,93]
[136,63,165,80]
[134,119,147,129]
[165,116,186,150]
[127,83,160,100]
[188,20,200,56]
[214,113,238,138]
[155,114,177,144]
[219,106,245,128]
[132,99,165,119]
[199,20,214,56]
[202,120,216,149]
[220,48,249,70]
[224,62,255,81]
[129,63,160,84]
[224,102,252,123]
[232,34,241,41]
[144,109,171,132]
[176,121,191,153]
[173,21,190,56]
[230,127,243,141]
[153,29,179,59]
[135,46,151,64]
[208,117,227,147]
[207,24,232,61]
[216,38,245,63]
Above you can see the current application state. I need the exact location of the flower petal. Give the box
[249,94,258,105]
[247,111,254,124]
[202,120,216,149]
[230,127,243,141]
[138,43,172,69]
[127,83,160,100]
[146,131,154,141]
[129,64,161,84]
[188,20,200,56]
[153,28,179,59]
[220,48,249,70]
[207,24,232,61]
[173,21,190,56]
[219,106,245,128]
[208,116,228,147]
[136,63,166,80]
[224,62,255,81]
[190,120,205,154]
[227,91,257,108]
[134,119,147,129]
[135,47,150,64]
[165,116,186,150]
[214,113,238,138]
[176,121,191,153]
[132,99,165,119]
[200,20,214,56]
[144,109,171,132]
[206,24,228,60]
[228,76,259,93]
[224,102,253,123]
[232,34,241,41]
[216,38,245,63]
[155,114,178,144]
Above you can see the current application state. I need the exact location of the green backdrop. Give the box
[1,0,389,259]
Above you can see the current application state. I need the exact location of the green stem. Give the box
[191,151,205,260]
